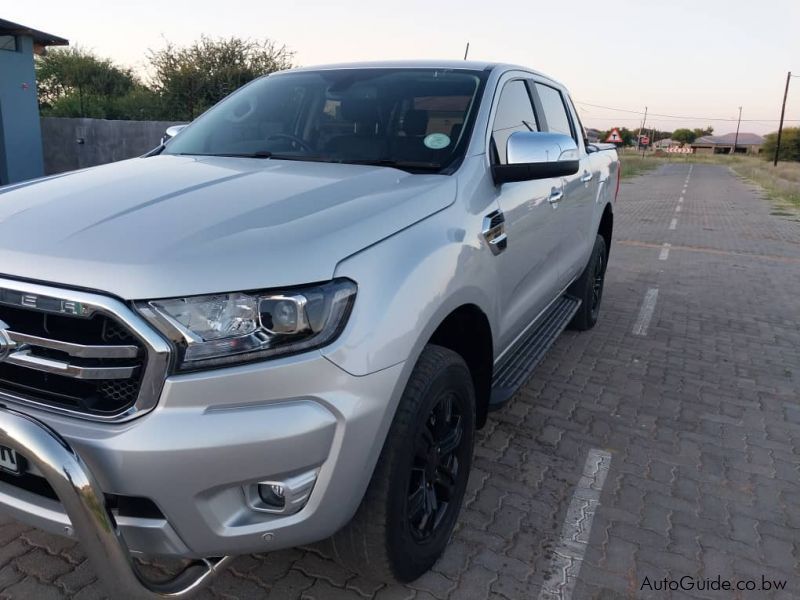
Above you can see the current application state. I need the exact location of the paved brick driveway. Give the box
[0,162,798,599]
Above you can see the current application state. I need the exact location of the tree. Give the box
[762,128,800,162]
[672,128,696,145]
[692,126,713,138]
[36,47,150,118]
[147,36,294,120]
[653,130,673,142]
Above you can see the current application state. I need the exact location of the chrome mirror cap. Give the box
[506,131,578,165]
[493,132,580,184]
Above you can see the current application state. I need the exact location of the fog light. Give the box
[247,469,318,516]
[257,484,286,510]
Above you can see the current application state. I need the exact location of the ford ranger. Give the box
[0,60,618,597]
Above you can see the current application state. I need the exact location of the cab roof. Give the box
[281,59,561,86]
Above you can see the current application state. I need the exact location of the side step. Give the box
[489,295,581,410]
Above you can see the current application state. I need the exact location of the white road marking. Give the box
[659,243,671,260]
[676,205,682,213]
[537,449,612,600]
[632,288,659,336]
[669,218,678,230]
[678,196,684,203]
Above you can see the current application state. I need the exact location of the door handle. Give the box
[482,210,507,255]
[548,187,564,204]
[580,170,593,183]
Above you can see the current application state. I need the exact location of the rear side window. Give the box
[491,80,537,164]
[535,83,574,140]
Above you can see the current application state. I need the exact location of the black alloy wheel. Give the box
[407,391,465,541]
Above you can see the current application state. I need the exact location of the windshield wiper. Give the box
[343,159,443,172]
[171,153,443,172]
[174,151,275,158]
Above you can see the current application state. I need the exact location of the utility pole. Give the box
[733,106,742,156]
[463,42,470,60]
[637,106,647,153]
[774,71,791,166]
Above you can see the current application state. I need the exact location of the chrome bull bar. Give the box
[0,407,233,598]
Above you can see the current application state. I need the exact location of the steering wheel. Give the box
[264,133,315,153]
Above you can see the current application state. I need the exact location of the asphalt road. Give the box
[0,162,798,599]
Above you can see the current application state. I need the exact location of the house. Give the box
[654,138,679,149]
[690,132,764,155]
[0,18,68,185]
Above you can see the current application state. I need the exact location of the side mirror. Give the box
[161,124,188,145]
[492,132,580,184]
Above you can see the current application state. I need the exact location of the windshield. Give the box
[163,68,487,173]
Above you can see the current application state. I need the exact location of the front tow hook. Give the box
[0,407,234,598]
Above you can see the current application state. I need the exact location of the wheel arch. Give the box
[598,202,614,257]
[427,303,494,429]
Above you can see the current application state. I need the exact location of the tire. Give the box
[331,344,476,583]
[569,234,608,331]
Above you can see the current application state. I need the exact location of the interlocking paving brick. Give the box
[0,577,63,600]
[300,580,364,600]
[371,584,415,600]
[0,163,799,598]
[448,564,497,600]
[405,570,456,599]
[472,548,532,583]
[0,567,22,591]
[263,569,315,599]
[293,552,354,587]
[52,560,96,596]
[0,542,29,571]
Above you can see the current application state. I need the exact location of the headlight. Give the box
[137,279,356,371]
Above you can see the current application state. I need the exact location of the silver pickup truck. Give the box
[0,60,619,597]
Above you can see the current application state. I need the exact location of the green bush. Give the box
[36,37,294,122]
[762,128,800,162]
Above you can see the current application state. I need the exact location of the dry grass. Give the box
[617,149,669,179]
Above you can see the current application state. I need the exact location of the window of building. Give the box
[0,36,17,52]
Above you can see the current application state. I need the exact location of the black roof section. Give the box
[0,17,68,46]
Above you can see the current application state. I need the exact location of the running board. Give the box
[489,295,581,410]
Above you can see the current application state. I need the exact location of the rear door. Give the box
[531,82,597,287]
[489,76,564,352]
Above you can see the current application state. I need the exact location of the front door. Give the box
[489,77,564,352]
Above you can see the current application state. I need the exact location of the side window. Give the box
[534,83,574,140]
[565,96,588,146]
[491,80,537,164]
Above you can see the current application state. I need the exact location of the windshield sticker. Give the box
[423,133,451,150]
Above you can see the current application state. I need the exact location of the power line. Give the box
[575,101,799,123]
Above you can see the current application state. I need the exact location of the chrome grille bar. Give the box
[0,276,171,421]
[5,350,138,380]
[6,331,139,359]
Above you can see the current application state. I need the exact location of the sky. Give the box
[7,0,800,136]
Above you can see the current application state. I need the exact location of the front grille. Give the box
[0,303,146,417]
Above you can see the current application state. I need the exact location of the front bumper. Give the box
[0,406,234,598]
[0,351,406,559]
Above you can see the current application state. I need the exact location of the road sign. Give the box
[605,128,623,143]
[639,135,650,145]
[665,147,693,154]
